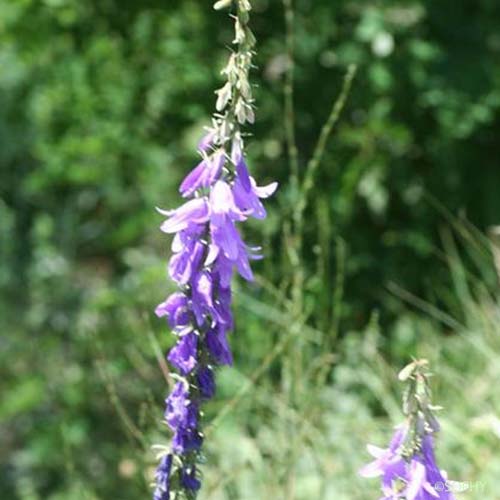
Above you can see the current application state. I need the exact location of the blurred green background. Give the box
[1,0,500,499]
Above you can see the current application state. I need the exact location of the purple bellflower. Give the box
[152,1,276,497]
[360,360,455,500]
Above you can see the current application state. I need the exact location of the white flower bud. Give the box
[213,0,232,10]
[215,82,232,111]
[245,103,255,124]
[234,18,245,44]
[235,99,246,124]
[239,78,251,100]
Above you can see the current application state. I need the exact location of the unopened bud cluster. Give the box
[212,0,256,148]
[399,359,442,459]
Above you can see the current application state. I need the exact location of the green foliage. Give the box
[1,0,500,499]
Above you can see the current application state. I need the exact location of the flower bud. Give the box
[213,0,232,10]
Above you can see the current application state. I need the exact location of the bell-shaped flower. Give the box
[167,333,198,375]
[209,180,247,260]
[361,425,455,500]
[179,150,225,197]
[212,284,233,328]
[231,139,277,219]
[359,425,407,481]
[169,236,205,285]
[165,382,194,430]
[181,466,202,491]
[172,426,203,454]
[191,271,214,327]
[232,174,278,220]
[155,292,190,331]
[153,454,173,500]
[197,366,216,400]
[204,323,233,366]
[159,198,209,234]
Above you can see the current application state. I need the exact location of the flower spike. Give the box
[360,360,456,500]
[152,1,276,498]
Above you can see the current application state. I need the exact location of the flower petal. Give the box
[160,198,209,233]
[406,460,426,500]
[253,179,278,198]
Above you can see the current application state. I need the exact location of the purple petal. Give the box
[160,198,209,234]
[167,333,198,375]
[172,426,203,454]
[210,180,236,214]
[215,254,234,288]
[406,460,426,500]
[168,240,205,285]
[205,325,233,365]
[198,130,215,153]
[232,177,267,219]
[181,466,201,491]
[197,366,216,400]
[359,459,383,478]
[180,159,207,197]
[235,248,254,281]
[367,444,386,459]
[210,214,241,261]
[389,425,407,452]
[196,272,213,308]
[164,382,190,429]
[155,292,190,329]
[232,140,251,191]
[252,178,278,198]
[205,150,225,187]
[205,243,219,266]
[155,454,173,495]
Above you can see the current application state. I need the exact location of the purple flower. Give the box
[191,271,214,326]
[153,487,170,500]
[205,324,233,366]
[172,426,203,454]
[419,435,455,500]
[181,466,201,491]
[231,138,252,191]
[360,425,455,500]
[155,293,190,330]
[232,175,278,220]
[197,366,216,400]
[169,228,206,285]
[211,240,256,284]
[164,382,195,430]
[231,139,278,219]
[180,150,225,198]
[359,425,407,480]
[159,198,209,234]
[154,454,172,500]
[209,180,247,260]
[168,333,198,375]
[212,284,233,327]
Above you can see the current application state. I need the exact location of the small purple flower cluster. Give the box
[360,361,455,500]
[360,426,455,499]
[153,133,277,498]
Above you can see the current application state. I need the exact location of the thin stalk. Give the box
[282,0,300,193]
[294,64,357,230]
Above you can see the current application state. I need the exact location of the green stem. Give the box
[294,64,357,231]
[282,0,300,193]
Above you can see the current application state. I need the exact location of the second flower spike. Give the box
[360,360,456,500]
